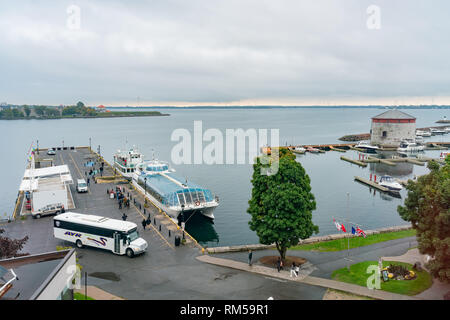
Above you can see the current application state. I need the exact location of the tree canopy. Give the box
[398,157,450,283]
[247,148,318,259]
[0,229,29,259]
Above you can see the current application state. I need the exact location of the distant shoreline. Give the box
[0,112,170,120]
[107,105,450,110]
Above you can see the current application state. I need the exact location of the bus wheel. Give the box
[126,248,134,258]
[76,240,83,248]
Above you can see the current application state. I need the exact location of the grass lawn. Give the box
[332,260,432,296]
[73,292,95,300]
[290,229,416,252]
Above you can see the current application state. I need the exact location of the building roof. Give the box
[372,109,416,120]
[0,249,75,300]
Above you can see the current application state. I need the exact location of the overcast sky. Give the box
[1,0,449,106]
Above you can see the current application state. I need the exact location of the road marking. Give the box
[130,201,175,250]
[67,152,91,194]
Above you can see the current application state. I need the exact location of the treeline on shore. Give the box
[0,101,166,120]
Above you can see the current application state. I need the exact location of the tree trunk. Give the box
[275,241,287,261]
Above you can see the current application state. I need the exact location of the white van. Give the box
[54,212,148,257]
[76,179,88,193]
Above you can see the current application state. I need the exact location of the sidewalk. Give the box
[75,286,124,300]
[196,255,420,300]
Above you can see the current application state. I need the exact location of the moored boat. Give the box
[132,159,219,221]
[379,175,403,191]
[397,140,425,153]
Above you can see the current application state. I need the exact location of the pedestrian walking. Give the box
[87,178,90,186]
[119,200,122,209]
[276,257,281,272]
[142,218,147,230]
[248,250,253,266]
[290,263,298,278]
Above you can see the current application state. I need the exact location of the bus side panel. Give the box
[54,227,78,244]
[83,235,117,253]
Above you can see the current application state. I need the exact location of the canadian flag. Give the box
[333,218,341,231]
[333,218,347,232]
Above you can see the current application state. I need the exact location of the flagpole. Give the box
[347,192,350,271]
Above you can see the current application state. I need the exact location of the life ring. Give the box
[195,201,200,206]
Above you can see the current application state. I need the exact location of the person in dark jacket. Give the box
[142,218,147,230]
[248,250,253,266]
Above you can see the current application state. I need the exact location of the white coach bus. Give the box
[54,212,148,258]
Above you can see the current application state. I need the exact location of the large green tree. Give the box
[248,148,318,259]
[398,157,450,283]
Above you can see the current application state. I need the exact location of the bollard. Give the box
[370,173,372,181]
[139,204,141,210]
[159,225,161,231]
[144,209,146,215]
[134,199,136,204]
[168,230,171,237]
[374,175,377,182]
[154,218,156,225]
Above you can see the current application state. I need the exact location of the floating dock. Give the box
[354,176,389,192]
[340,156,367,167]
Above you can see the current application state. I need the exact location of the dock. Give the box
[340,156,367,167]
[354,176,389,192]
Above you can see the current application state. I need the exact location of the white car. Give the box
[47,149,56,155]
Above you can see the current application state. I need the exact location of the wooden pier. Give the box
[354,176,389,192]
[340,156,367,167]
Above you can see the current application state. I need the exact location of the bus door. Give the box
[113,232,121,254]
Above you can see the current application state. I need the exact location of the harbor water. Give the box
[0,108,448,247]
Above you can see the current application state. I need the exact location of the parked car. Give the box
[47,149,56,155]
[32,203,65,219]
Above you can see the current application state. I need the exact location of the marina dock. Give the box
[340,156,367,167]
[354,176,389,192]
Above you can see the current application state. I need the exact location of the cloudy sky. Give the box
[1,0,449,106]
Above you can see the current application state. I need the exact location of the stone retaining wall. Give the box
[206,224,412,254]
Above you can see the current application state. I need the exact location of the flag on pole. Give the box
[333,218,346,232]
[356,227,366,238]
[333,218,341,231]
[351,226,356,235]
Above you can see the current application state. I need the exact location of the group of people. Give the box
[108,186,130,209]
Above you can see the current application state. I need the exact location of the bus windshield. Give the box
[127,229,139,242]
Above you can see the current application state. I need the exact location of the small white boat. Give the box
[306,147,320,153]
[421,130,432,137]
[416,130,425,137]
[379,175,403,191]
[397,141,425,153]
[355,141,379,153]
[293,147,306,154]
[431,128,446,135]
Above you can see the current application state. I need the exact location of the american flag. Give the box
[356,227,366,238]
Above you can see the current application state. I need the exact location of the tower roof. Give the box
[372,109,415,120]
